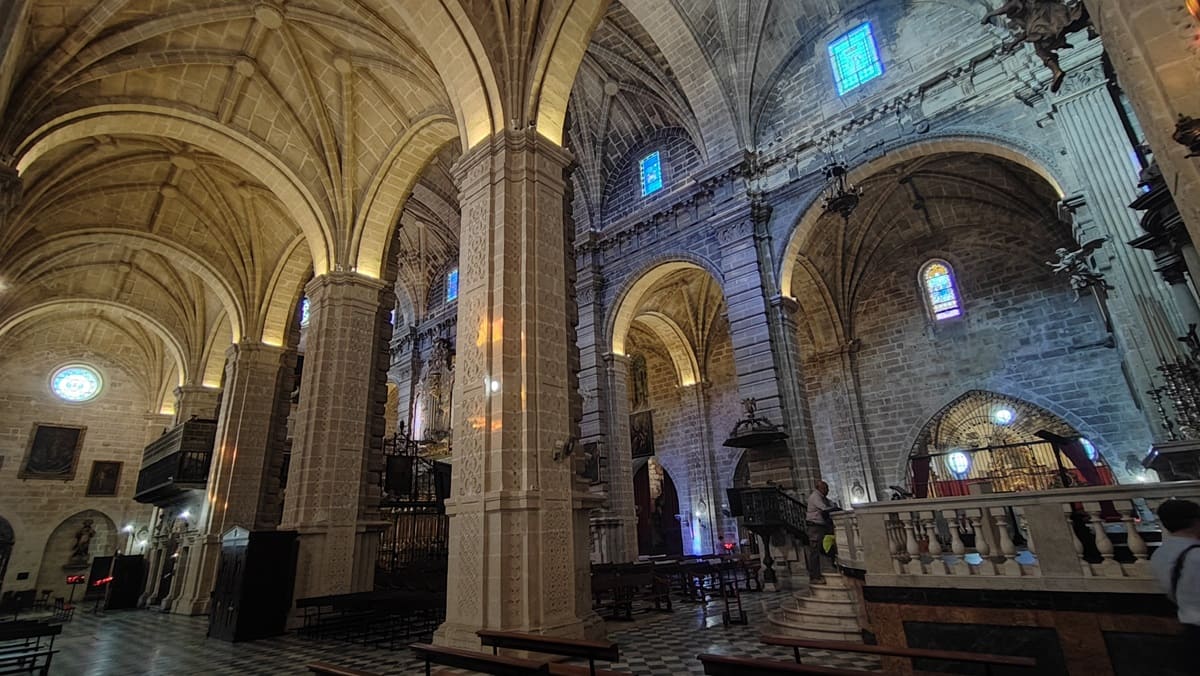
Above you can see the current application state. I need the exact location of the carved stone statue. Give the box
[1047,238,1112,301]
[69,519,96,565]
[982,0,1093,93]
[417,338,455,441]
[630,354,649,411]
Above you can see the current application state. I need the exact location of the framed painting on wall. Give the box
[630,410,655,459]
[19,424,86,480]
[85,461,122,497]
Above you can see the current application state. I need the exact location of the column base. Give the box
[176,535,221,617]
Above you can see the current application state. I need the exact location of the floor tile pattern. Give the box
[44,587,880,675]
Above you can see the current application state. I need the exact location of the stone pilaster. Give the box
[280,271,389,601]
[434,129,602,649]
[173,385,220,423]
[177,342,289,614]
[1053,45,1179,414]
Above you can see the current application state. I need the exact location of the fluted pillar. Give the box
[177,343,290,614]
[434,129,601,649]
[280,271,389,601]
[1053,44,1178,413]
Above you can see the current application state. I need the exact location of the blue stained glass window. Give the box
[922,261,961,320]
[640,151,663,196]
[52,365,102,402]
[446,268,459,302]
[828,23,884,95]
[300,297,310,326]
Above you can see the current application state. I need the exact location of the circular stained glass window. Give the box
[991,407,1015,426]
[51,365,102,402]
[947,451,971,477]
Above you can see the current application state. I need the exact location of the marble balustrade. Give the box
[834,481,1200,593]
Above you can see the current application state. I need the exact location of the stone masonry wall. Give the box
[800,225,1152,498]
[0,334,157,595]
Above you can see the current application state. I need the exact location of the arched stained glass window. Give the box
[921,260,962,320]
[446,268,459,302]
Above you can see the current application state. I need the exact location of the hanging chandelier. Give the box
[821,162,862,221]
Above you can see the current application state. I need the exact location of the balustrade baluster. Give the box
[905,515,922,575]
[1086,501,1122,578]
[1123,504,1150,576]
[990,507,1022,576]
[887,518,906,574]
[923,513,945,575]
[851,515,864,565]
[943,509,967,575]
[967,510,996,575]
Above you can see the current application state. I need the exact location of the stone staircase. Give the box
[764,573,863,643]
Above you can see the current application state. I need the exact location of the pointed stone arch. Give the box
[778,137,1068,298]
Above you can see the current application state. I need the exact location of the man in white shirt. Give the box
[805,480,838,584]
[1152,499,1200,644]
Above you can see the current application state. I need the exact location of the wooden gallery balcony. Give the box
[133,418,218,506]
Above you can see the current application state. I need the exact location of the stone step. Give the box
[800,583,852,602]
[765,611,864,643]
[786,595,858,616]
[782,600,859,619]
[776,604,861,631]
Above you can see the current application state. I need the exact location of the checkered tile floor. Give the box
[45,585,879,675]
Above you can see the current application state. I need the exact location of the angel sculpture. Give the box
[1047,238,1112,301]
[982,0,1094,93]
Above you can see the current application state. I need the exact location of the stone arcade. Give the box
[1,1,1200,675]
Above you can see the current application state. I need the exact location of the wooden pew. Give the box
[307,662,383,676]
[477,630,622,676]
[0,621,61,676]
[697,654,872,675]
[409,642,552,676]
[760,636,1038,675]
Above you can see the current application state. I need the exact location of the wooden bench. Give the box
[697,654,872,675]
[760,636,1038,675]
[0,621,61,676]
[307,662,382,676]
[477,630,620,676]
[409,642,552,675]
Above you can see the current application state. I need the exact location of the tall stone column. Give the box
[767,295,821,491]
[597,354,638,562]
[1053,46,1177,414]
[679,382,719,555]
[716,205,807,489]
[173,385,220,423]
[280,271,389,601]
[177,342,290,614]
[1085,0,1200,240]
[434,130,601,648]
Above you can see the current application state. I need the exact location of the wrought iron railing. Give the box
[377,432,451,580]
